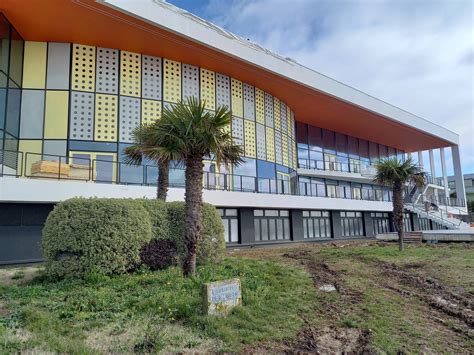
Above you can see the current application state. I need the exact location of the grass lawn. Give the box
[1,241,473,353]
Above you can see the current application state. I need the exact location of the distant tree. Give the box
[374,157,426,251]
[124,124,177,201]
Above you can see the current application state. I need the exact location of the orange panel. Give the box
[0,0,452,152]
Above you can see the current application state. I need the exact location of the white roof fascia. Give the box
[99,0,459,145]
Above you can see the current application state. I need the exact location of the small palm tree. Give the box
[151,97,243,276]
[123,125,177,201]
[374,157,426,251]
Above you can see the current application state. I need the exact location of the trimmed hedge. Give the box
[42,198,225,279]
[166,201,226,265]
[42,198,153,279]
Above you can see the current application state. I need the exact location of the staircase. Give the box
[404,232,422,244]
[403,180,471,231]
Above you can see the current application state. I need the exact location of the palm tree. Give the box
[148,97,243,276]
[123,125,176,201]
[374,157,426,251]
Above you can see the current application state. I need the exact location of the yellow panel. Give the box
[22,41,47,89]
[273,97,281,130]
[255,88,265,124]
[292,140,297,169]
[95,94,118,141]
[163,59,181,103]
[71,43,95,92]
[266,127,275,162]
[44,91,69,139]
[231,78,243,117]
[142,99,162,125]
[244,120,256,158]
[200,68,215,110]
[19,140,42,176]
[287,108,292,137]
[282,134,289,167]
[120,51,141,97]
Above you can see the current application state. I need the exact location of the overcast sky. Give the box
[168,0,474,175]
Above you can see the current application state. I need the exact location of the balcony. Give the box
[297,158,378,183]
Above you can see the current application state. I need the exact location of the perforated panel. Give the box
[232,116,244,146]
[142,99,162,125]
[231,78,243,117]
[255,88,265,124]
[142,55,162,100]
[120,51,141,97]
[275,131,282,165]
[289,138,294,169]
[288,109,294,138]
[266,127,275,162]
[280,102,287,134]
[182,64,199,100]
[70,91,94,140]
[244,120,256,158]
[71,44,95,92]
[216,73,231,109]
[200,68,215,110]
[119,97,141,143]
[292,139,297,169]
[264,92,274,127]
[274,98,281,131]
[256,123,266,160]
[96,47,118,94]
[243,83,255,120]
[95,94,118,142]
[282,133,289,166]
[163,59,181,103]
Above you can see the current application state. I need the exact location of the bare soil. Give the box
[239,241,473,353]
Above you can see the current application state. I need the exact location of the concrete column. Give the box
[363,211,374,237]
[418,151,424,170]
[239,208,255,245]
[291,210,304,241]
[429,150,436,180]
[331,211,342,239]
[440,147,449,205]
[451,145,467,206]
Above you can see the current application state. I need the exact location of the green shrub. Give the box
[166,202,225,265]
[131,199,169,240]
[42,198,152,279]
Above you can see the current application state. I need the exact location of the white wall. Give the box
[0,177,393,211]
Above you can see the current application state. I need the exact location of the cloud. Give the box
[203,0,474,174]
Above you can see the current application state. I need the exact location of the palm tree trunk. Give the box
[392,180,404,251]
[182,155,204,277]
[157,160,169,201]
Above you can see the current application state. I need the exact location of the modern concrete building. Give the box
[448,173,474,203]
[0,0,469,264]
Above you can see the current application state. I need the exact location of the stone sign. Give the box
[202,278,242,316]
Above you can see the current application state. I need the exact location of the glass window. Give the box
[308,125,323,150]
[296,122,308,146]
[348,136,358,158]
[322,129,336,152]
[254,209,290,241]
[302,210,332,239]
[369,142,378,162]
[335,133,347,155]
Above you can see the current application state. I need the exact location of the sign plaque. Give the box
[202,278,242,316]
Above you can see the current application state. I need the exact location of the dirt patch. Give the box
[369,258,474,329]
[0,266,42,286]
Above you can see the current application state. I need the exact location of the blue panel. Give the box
[257,159,276,179]
[69,140,117,152]
[19,89,44,139]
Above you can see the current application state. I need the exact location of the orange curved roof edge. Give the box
[0,0,457,152]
